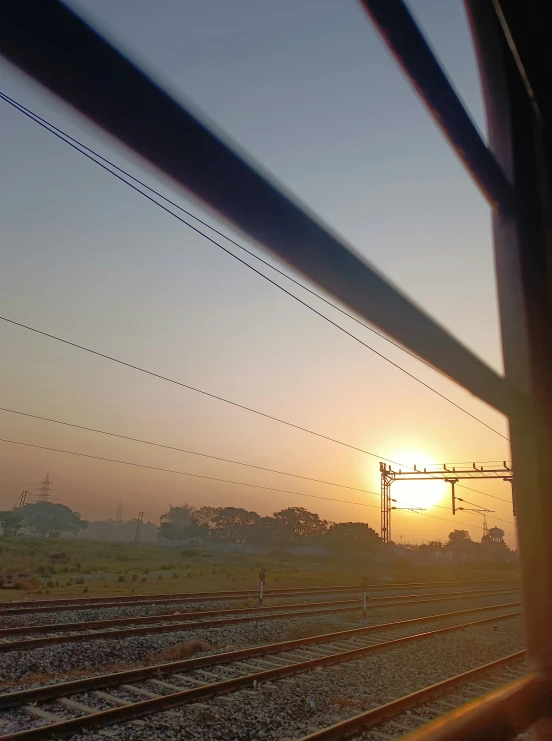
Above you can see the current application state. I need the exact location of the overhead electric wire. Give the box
[405,498,515,527]
[0,91,509,442]
[0,437,381,510]
[427,460,512,466]
[0,314,509,506]
[0,405,381,497]
[391,498,515,536]
[0,94,453,381]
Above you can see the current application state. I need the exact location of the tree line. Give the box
[158,504,382,553]
[0,502,88,538]
[420,528,514,557]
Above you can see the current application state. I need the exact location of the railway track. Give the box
[0,603,521,740]
[0,579,517,616]
[295,652,526,740]
[0,588,519,652]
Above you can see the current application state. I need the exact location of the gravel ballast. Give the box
[59,619,524,741]
[0,594,518,686]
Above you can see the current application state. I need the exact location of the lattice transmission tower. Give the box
[37,473,52,502]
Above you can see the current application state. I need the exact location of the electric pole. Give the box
[37,474,52,502]
[115,502,124,523]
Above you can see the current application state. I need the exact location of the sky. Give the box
[0,0,515,545]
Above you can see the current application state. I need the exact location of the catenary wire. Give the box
[398,497,515,527]
[426,460,512,466]
[0,314,510,505]
[391,498,515,536]
[0,91,509,442]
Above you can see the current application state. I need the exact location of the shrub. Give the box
[131,573,138,582]
[147,640,210,664]
[158,575,164,581]
[82,586,89,593]
[118,575,126,583]
[141,577,147,582]
[75,577,84,585]
[46,580,55,588]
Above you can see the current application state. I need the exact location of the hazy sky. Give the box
[0,0,515,545]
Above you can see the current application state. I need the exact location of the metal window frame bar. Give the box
[2,0,552,738]
[0,0,523,419]
[357,0,514,215]
[399,671,552,741]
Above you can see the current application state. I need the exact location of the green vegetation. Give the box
[0,502,87,539]
[0,534,517,602]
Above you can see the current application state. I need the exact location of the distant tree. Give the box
[447,529,474,555]
[247,516,277,545]
[211,507,260,543]
[270,507,328,544]
[448,529,471,544]
[324,522,381,553]
[158,504,204,540]
[20,502,88,537]
[0,510,24,538]
[194,506,219,530]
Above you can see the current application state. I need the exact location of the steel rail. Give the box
[0,590,519,652]
[0,602,520,709]
[0,579,516,613]
[296,651,527,741]
[0,587,518,638]
[0,611,521,740]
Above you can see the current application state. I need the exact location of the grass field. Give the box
[0,536,518,601]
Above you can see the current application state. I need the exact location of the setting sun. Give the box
[387,453,447,511]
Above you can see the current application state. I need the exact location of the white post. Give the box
[259,579,264,605]
[363,591,367,618]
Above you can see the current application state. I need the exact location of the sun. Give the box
[386,452,447,511]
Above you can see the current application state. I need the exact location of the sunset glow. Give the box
[388,453,447,512]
